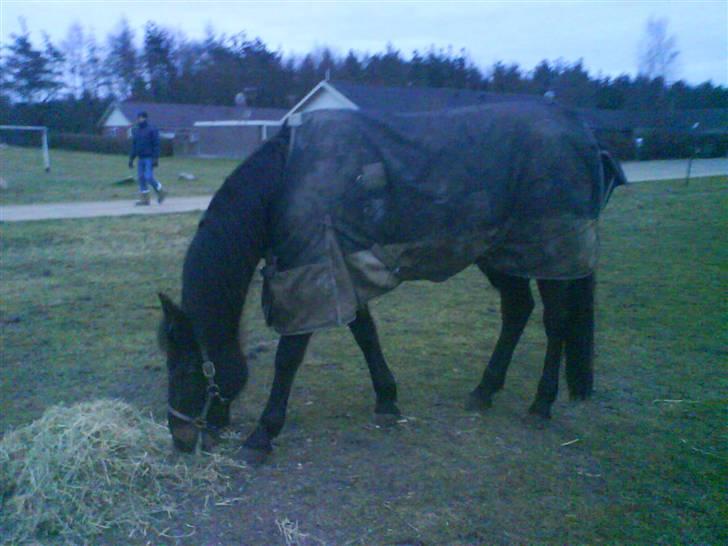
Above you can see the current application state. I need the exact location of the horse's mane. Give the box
[204,124,290,222]
[179,125,290,350]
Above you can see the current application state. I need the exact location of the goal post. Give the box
[0,125,51,172]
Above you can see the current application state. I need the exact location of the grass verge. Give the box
[0,146,238,204]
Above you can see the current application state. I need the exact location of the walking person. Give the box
[128,111,167,206]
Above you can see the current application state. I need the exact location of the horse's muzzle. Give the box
[169,421,218,453]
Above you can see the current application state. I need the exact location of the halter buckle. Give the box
[202,360,216,378]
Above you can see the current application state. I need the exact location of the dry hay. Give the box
[0,399,246,544]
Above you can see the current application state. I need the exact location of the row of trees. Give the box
[2,18,726,123]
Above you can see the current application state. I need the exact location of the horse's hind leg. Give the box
[242,333,311,464]
[349,306,401,426]
[565,274,595,400]
[466,266,534,412]
[529,279,569,419]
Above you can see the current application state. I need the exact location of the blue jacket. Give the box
[130,123,160,160]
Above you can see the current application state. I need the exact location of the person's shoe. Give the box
[157,188,167,204]
[135,192,151,206]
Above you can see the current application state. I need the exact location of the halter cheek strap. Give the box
[168,359,230,452]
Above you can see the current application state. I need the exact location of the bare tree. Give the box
[61,22,84,98]
[81,29,108,97]
[105,18,139,98]
[638,16,679,82]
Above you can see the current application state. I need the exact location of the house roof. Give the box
[99,101,287,129]
[328,80,538,113]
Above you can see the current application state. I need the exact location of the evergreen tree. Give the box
[143,22,178,101]
[364,44,408,86]
[489,62,526,93]
[340,50,363,82]
[2,21,64,102]
[552,60,596,107]
[531,60,557,94]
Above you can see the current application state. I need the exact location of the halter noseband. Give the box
[168,359,229,451]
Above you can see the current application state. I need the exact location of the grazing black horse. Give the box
[158,106,626,461]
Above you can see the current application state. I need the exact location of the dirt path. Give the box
[1,159,724,222]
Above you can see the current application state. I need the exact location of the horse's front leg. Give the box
[241,333,311,464]
[348,306,401,426]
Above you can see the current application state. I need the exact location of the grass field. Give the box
[0,146,239,204]
[1,175,726,544]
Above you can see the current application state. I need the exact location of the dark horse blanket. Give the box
[263,103,613,335]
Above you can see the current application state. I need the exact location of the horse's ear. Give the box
[158,292,183,323]
[277,121,291,142]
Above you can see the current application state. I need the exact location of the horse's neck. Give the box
[181,209,263,353]
[181,134,285,353]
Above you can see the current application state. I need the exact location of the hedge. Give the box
[634,130,727,160]
[0,131,173,156]
[49,133,174,156]
[594,130,637,160]
[594,129,726,161]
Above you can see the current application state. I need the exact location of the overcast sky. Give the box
[1,1,726,85]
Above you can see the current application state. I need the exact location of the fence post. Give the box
[684,122,700,186]
[42,128,51,172]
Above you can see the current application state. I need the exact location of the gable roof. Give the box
[99,101,287,129]
[282,81,358,121]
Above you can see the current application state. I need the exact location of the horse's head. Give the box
[158,292,218,453]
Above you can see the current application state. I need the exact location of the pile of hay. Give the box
[0,399,246,544]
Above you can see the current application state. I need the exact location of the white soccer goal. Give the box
[0,125,51,172]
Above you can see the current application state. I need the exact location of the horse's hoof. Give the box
[527,400,552,420]
[569,392,592,402]
[239,446,271,466]
[523,412,550,429]
[465,392,493,412]
[373,412,401,427]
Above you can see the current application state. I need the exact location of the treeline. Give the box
[1,18,726,133]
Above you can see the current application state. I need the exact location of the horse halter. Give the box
[167,359,229,450]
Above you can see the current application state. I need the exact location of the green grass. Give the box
[1,176,726,544]
[0,146,239,204]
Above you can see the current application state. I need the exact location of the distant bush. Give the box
[595,130,636,160]
[595,129,726,160]
[636,130,726,160]
[695,134,728,158]
[49,133,174,156]
[0,130,41,148]
[636,130,693,159]
[1,131,174,156]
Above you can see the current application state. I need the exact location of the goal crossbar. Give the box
[0,125,51,172]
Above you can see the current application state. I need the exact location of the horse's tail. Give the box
[565,274,595,399]
[600,150,628,206]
